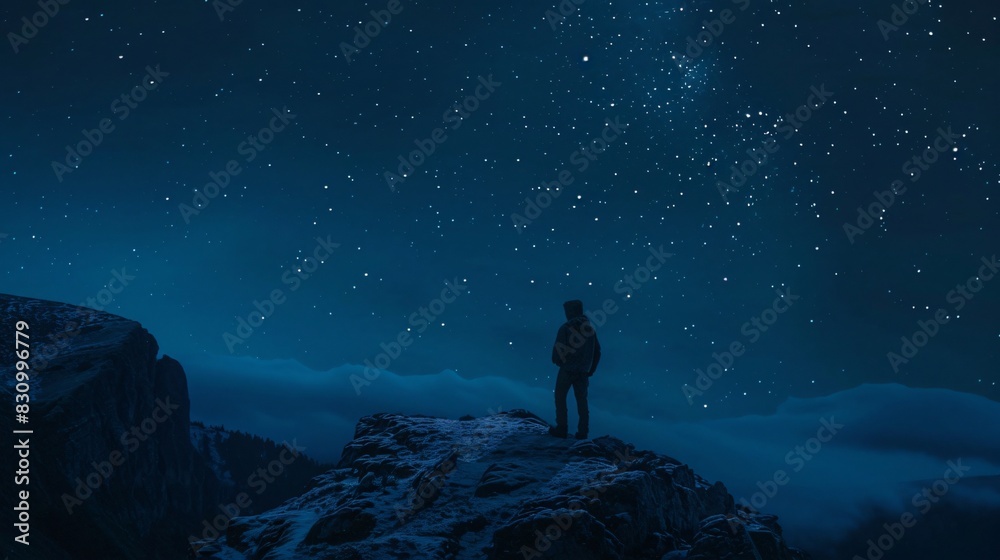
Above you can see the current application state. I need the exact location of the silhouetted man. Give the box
[549,299,601,440]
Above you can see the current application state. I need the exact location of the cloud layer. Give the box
[177,352,1000,556]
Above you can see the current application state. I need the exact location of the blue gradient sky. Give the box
[3,0,998,556]
[3,0,997,420]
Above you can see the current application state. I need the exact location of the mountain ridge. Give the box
[200,410,810,560]
[0,293,809,559]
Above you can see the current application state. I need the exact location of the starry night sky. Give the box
[4,0,997,415]
[2,1,1000,551]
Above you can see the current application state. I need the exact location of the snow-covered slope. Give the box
[202,410,810,560]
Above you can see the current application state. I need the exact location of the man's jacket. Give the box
[552,316,601,375]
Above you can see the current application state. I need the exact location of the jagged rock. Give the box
[207,411,810,560]
[0,294,809,560]
[490,507,625,560]
[305,505,378,545]
[0,294,221,560]
[687,513,810,560]
[474,461,540,497]
[225,516,263,552]
[0,294,328,560]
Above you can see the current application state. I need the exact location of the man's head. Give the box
[563,299,584,320]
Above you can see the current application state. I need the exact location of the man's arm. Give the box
[589,335,601,374]
[552,325,566,365]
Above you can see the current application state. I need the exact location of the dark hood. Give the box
[563,299,584,320]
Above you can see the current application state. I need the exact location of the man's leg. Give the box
[572,374,589,438]
[552,369,571,436]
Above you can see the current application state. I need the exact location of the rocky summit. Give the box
[204,411,810,560]
[0,293,808,560]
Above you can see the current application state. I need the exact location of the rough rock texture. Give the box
[0,294,226,560]
[205,410,810,560]
[0,294,327,560]
[0,294,809,560]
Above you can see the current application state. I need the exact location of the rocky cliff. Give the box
[204,411,811,560]
[0,294,809,560]
[0,294,326,560]
[0,294,210,559]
